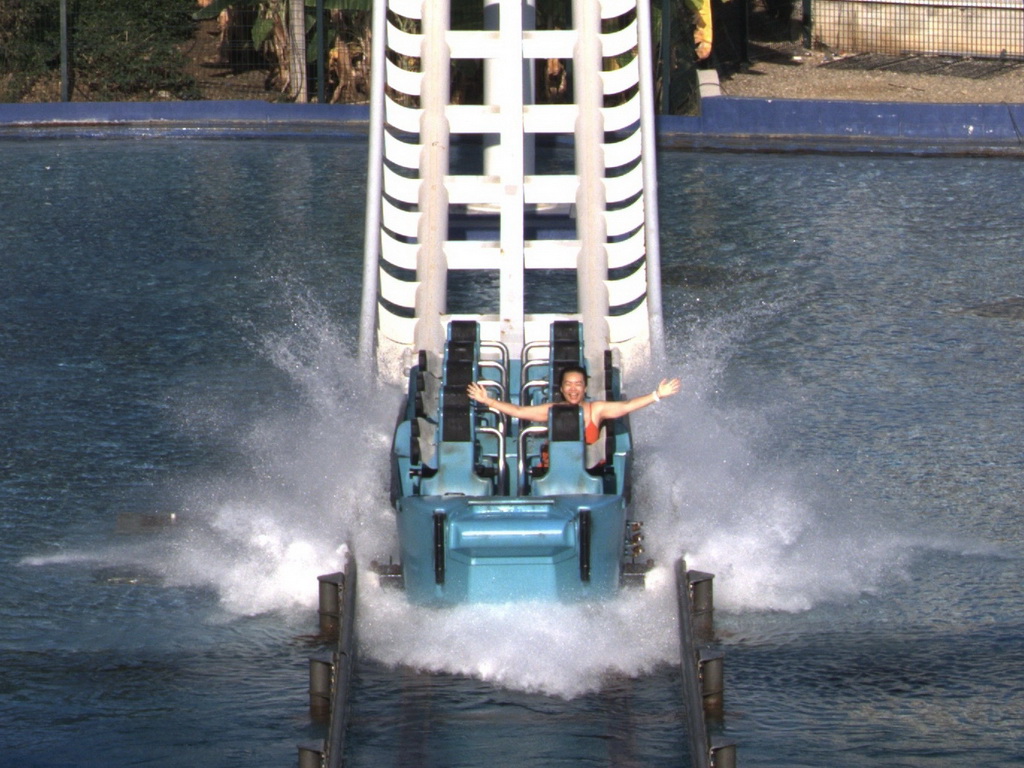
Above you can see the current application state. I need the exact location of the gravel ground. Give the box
[717,13,1024,104]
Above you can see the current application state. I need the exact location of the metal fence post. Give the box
[317,0,325,104]
[803,0,813,49]
[60,0,69,102]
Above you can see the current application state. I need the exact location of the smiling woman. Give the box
[467,367,681,443]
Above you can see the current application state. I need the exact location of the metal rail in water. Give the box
[676,560,736,768]
[298,551,357,768]
[296,560,737,767]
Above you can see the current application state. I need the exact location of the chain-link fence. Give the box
[8,0,1019,105]
[1,0,707,112]
[808,0,1024,59]
[2,0,64,102]
[1,0,209,102]
[0,0,372,103]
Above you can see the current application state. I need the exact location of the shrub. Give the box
[71,0,200,99]
[0,0,60,101]
[1,0,200,101]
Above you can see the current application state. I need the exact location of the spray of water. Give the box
[633,311,917,613]
[34,289,919,696]
[154,286,399,616]
[357,582,681,698]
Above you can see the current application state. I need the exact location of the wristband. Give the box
[651,390,660,402]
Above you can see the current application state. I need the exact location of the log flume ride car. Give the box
[383,318,650,604]
[299,0,736,763]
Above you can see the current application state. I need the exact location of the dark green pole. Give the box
[660,0,671,114]
[60,0,69,101]
[317,0,326,103]
[802,0,811,49]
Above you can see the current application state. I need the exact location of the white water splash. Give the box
[357,572,681,698]
[153,287,400,616]
[633,316,916,613]
[25,290,930,695]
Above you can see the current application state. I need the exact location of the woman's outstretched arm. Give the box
[466,381,553,423]
[591,378,681,423]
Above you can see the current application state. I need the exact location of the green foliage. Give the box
[194,0,369,21]
[252,14,277,49]
[72,0,200,99]
[1,0,200,101]
[0,0,60,100]
[194,0,369,57]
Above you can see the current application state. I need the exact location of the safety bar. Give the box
[480,340,510,372]
[521,340,549,361]
[474,380,507,490]
[521,358,550,389]
[517,424,548,495]
[520,378,550,408]
[478,359,507,394]
[478,379,506,402]
[476,425,506,493]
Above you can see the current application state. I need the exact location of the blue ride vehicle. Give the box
[384,319,648,604]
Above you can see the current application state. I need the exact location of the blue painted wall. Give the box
[662,96,1024,153]
[2,97,1023,153]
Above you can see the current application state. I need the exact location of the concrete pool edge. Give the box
[2,98,1023,154]
[661,96,1024,155]
[0,101,370,139]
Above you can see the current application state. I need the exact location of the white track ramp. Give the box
[359,0,664,382]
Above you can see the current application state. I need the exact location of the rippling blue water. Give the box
[2,138,1022,767]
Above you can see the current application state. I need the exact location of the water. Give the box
[2,139,1023,767]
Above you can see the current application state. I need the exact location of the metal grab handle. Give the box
[480,340,509,382]
[478,378,506,402]
[480,342,509,414]
[517,424,548,495]
[476,426,505,493]
[519,378,549,408]
[521,340,549,361]
[476,380,508,440]
[481,339,509,366]
[478,360,507,395]
[521,358,549,387]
